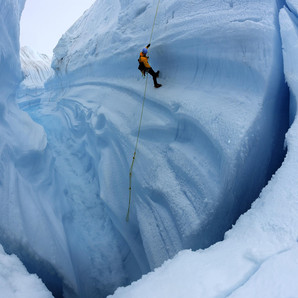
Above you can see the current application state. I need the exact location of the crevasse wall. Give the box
[0,0,53,297]
[47,0,289,268]
[112,3,298,297]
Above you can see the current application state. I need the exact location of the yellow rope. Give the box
[126,76,148,221]
[126,0,161,222]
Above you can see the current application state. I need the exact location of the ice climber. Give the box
[138,43,162,88]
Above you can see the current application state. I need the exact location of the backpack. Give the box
[138,58,146,76]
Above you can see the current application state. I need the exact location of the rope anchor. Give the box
[126,0,161,222]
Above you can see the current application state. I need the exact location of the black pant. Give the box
[147,68,159,86]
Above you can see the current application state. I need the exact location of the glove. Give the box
[146,43,151,48]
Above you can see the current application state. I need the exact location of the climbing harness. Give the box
[126,0,161,222]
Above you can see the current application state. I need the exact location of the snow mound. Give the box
[0,245,53,298]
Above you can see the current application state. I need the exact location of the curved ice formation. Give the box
[0,0,52,297]
[1,0,291,297]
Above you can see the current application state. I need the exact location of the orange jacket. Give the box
[139,51,151,68]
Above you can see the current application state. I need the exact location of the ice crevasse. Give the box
[1,0,297,297]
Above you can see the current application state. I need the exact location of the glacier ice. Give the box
[19,46,54,89]
[0,0,53,297]
[111,2,298,298]
[0,0,294,297]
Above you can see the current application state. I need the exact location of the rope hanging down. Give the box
[126,0,161,222]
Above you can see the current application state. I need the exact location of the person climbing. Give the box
[138,44,162,88]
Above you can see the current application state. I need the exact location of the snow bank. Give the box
[0,245,53,298]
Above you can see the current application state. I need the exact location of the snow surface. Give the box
[0,244,53,298]
[0,0,297,297]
